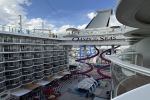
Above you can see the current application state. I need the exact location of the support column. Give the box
[83,45,86,71]
[111,45,115,55]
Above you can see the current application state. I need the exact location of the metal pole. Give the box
[42,22,44,34]
[83,45,86,71]
[111,45,115,55]
[19,15,22,33]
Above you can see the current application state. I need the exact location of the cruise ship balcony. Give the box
[44,58,52,63]
[58,52,64,56]
[34,72,44,80]
[53,67,59,73]
[0,67,4,72]
[59,65,64,72]
[3,36,20,43]
[52,52,58,57]
[33,39,43,44]
[59,46,64,50]
[52,57,58,62]
[20,45,32,51]
[20,38,32,43]
[21,54,33,60]
[59,61,64,65]
[33,52,43,58]
[33,59,44,65]
[53,41,58,44]
[44,40,53,44]
[22,60,33,68]
[5,72,21,80]
[0,83,5,94]
[0,73,5,82]
[0,55,3,62]
[43,51,52,57]
[58,57,64,61]
[44,70,53,77]
[108,52,150,98]
[6,81,21,90]
[22,68,33,76]
[34,66,44,72]
[44,64,53,69]
[53,63,59,68]
[33,46,42,51]
[5,64,20,71]
[3,45,20,52]
[52,46,58,50]
[4,53,20,61]
[22,75,34,85]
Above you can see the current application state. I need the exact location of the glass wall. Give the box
[118,53,143,66]
[111,63,150,98]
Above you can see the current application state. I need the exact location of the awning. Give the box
[37,80,50,86]
[44,77,57,82]
[58,72,70,76]
[53,75,63,79]
[66,28,79,31]
[11,89,31,97]
[24,83,41,90]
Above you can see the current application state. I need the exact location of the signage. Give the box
[72,36,116,41]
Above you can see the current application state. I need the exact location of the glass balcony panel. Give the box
[111,63,150,98]
[4,56,20,61]
[5,65,20,70]
[0,86,5,93]
[22,78,33,84]
[0,76,5,82]
[6,82,21,90]
[0,67,4,72]
[5,73,21,79]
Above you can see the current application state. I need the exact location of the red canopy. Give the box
[43,89,54,95]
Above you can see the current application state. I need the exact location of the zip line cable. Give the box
[44,0,68,25]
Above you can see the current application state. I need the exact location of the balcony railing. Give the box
[53,47,58,50]
[44,60,52,63]
[21,48,32,51]
[22,78,33,84]
[53,69,59,73]
[34,62,43,65]
[5,65,20,70]
[44,65,53,69]
[20,39,32,43]
[34,41,43,44]
[0,86,5,93]
[22,70,33,75]
[5,73,21,79]
[4,48,20,52]
[0,76,5,82]
[4,38,20,43]
[44,54,51,57]
[44,72,53,76]
[22,56,33,59]
[4,57,20,61]
[0,67,4,72]
[34,68,44,72]
[22,63,33,67]
[52,53,57,56]
[35,75,44,80]
[34,48,42,51]
[6,82,21,90]
[34,55,43,58]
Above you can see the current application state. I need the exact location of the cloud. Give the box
[77,24,87,29]
[51,25,74,34]
[110,15,122,26]
[87,12,96,19]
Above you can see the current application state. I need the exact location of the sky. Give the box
[0,0,122,34]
